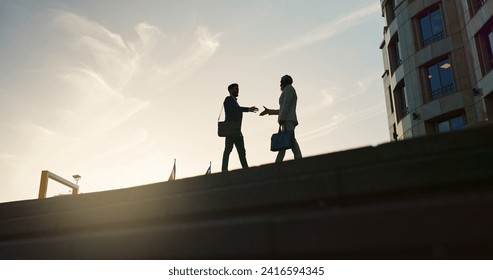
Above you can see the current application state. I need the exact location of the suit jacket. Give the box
[224,95,250,126]
[278,84,298,126]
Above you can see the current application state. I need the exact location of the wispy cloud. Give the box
[268,2,380,56]
[160,26,221,85]
[0,10,222,201]
[49,11,221,137]
[54,12,137,90]
[306,75,376,115]
[46,11,222,166]
[299,100,385,144]
[299,112,352,142]
[300,74,382,142]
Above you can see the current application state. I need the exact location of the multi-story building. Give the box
[380,0,493,140]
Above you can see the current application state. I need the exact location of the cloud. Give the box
[54,12,137,89]
[160,26,221,84]
[0,10,222,202]
[125,25,221,97]
[54,11,221,96]
[320,82,342,107]
[269,2,380,56]
[48,11,221,136]
[300,74,381,142]
[43,10,222,148]
[299,112,352,142]
[306,75,376,116]
[322,90,335,104]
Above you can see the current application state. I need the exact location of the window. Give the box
[476,17,493,75]
[392,123,398,141]
[389,34,402,73]
[426,57,455,100]
[485,92,493,120]
[468,0,488,17]
[436,115,466,133]
[388,86,394,114]
[385,0,396,25]
[418,7,445,48]
[394,81,408,121]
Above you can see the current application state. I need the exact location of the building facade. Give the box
[380,0,493,141]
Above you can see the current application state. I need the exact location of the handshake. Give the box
[249,106,275,116]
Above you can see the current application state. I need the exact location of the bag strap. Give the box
[218,103,225,121]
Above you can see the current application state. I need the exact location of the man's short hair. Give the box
[281,75,293,85]
[228,83,238,93]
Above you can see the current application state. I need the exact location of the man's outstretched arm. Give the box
[260,106,279,116]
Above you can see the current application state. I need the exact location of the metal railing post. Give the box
[38,170,49,199]
[37,170,80,199]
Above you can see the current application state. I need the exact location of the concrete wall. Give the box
[1,125,493,259]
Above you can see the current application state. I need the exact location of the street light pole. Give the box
[72,174,81,185]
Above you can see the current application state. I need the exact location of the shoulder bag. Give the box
[217,104,241,137]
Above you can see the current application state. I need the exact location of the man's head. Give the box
[280,75,293,90]
[228,83,239,97]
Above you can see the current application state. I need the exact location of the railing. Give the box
[423,31,445,48]
[396,106,409,122]
[38,170,79,199]
[431,84,455,100]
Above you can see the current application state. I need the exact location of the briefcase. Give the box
[218,121,241,137]
[270,129,294,151]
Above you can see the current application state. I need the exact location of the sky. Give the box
[0,0,389,203]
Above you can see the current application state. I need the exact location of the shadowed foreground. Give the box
[1,125,492,259]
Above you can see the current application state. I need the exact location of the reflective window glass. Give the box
[427,58,454,99]
[420,8,445,47]
[439,60,453,87]
[487,31,493,62]
[430,10,443,36]
[476,17,493,74]
[420,16,433,44]
[436,115,466,133]
[450,116,465,131]
[428,64,441,92]
[437,120,450,133]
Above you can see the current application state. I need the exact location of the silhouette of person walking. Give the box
[222,83,258,172]
[260,75,302,162]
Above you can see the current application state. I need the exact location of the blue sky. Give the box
[0,0,388,202]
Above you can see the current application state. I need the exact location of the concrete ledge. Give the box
[1,126,492,259]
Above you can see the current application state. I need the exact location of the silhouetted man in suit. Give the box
[260,75,302,162]
[222,83,258,172]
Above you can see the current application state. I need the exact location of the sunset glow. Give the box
[0,0,388,202]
